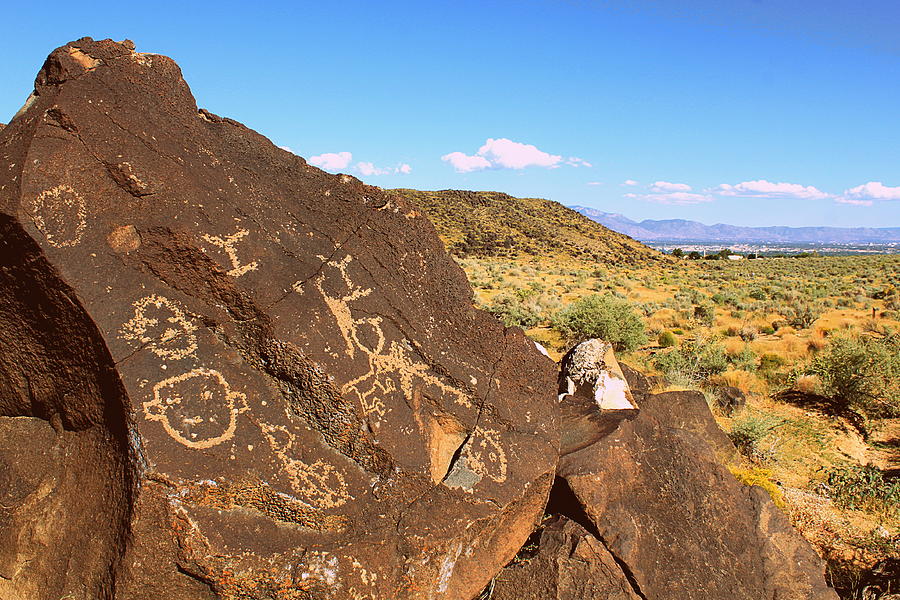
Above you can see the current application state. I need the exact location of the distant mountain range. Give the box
[570,207,900,244]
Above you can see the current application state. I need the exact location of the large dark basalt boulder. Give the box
[0,38,558,600]
[556,388,837,600]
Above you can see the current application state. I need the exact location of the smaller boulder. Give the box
[557,339,638,456]
[490,516,641,600]
[559,339,635,410]
[716,385,747,416]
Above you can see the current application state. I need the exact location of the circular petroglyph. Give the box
[145,368,248,450]
[120,294,198,360]
[28,185,87,248]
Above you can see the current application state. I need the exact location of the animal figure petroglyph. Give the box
[201,228,259,277]
[258,423,350,509]
[145,368,248,449]
[28,185,87,248]
[463,427,508,483]
[120,294,198,360]
[313,255,474,424]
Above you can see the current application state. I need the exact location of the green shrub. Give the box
[729,345,758,371]
[658,330,677,348]
[551,294,647,351]
[749,289,767,301]
[823,464,900,518]
[654,337,728,383]
[784,303,820,329]
[759,353,785,371]
[693,303,716,326]
[808,333,900,419]
[486,292,542,328]
[728,412,782,462]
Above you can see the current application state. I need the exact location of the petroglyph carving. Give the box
[463,427,508,484]
[28,185,87,248]
[259,422,350,509]
[145,368,248,449]
[200,228,259,277]
[120,294,198,360]
[314,255,473,423]
[347,556,380,600]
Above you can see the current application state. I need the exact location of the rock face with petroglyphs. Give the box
[0,38,558,600]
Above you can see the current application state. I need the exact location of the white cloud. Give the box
[356,162,386,176]
[442,138,584,172]
[625,191,713,205]
[278,145,294,154]
[840,181,900,203]
[309,151,352,171]
[478,138,561,169]
[355,161,413,176]
[441,151,492,173]
[622,179,639,186]
[835,197,874,207]
[651,181,692,193]
[587,181,603,186]
[716,180,830,200]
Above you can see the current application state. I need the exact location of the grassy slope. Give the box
[392,188,670,266]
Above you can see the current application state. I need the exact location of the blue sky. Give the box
[3,0,899,227]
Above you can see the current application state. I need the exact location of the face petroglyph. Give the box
[145,368,249,450]
[120,294,198,360]
[27,184,87,248]
[200,227,259,277]
[313,255,474,426]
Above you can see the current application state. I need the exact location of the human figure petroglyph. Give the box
[200,228,259,277]
[313,255,474,424]
[145,368,248,449]
[259,423,350,509]
[28,184,87,248]
[120,294,198,360]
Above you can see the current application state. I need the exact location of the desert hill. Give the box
[393,188,669,265]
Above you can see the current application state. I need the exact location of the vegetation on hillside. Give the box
[392,188,669,265]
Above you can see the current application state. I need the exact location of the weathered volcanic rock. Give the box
[490,516,640,600]
[0,38,559,600]
[557,339,638,457]
[557,389,838,600]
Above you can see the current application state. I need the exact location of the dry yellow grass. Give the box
[709,369,768,396]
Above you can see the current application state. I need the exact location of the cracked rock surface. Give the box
[0,38,558,600]
[489,346,838,600]
[531,349,838,600]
